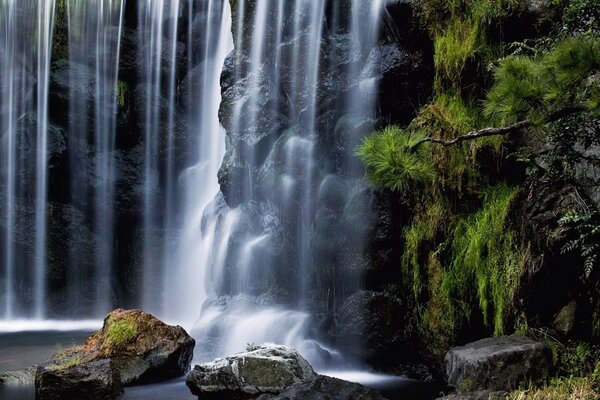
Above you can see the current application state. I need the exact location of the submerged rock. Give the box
[0,367,36,386]
[35,359,122,400]
[186,344,316,400]
[35,309,194,400]
[256,375,388,400]
[445,336,552,393]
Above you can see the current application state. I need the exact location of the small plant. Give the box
[559,210,600,280]
[106,320,137,350]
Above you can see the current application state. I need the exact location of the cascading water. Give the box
[0,0,389,373]
[66,0,124,316]
[0,0,56,320]
[191,0,385,369]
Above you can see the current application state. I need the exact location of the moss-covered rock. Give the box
[35,309,195,399]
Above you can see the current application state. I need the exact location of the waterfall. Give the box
[0,0,387,372]
[192,0,385,369]
[0,0,56,319]
[66,0,124,316]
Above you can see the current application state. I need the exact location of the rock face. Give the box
[445,336,552,393]
[35,309,194,400]
[35,359,122,400]
[256,375,388,400]
[186,344,316,400]
[336,290,411,365]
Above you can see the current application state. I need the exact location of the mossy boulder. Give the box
[35,309,195,400]
[186,344,316,400]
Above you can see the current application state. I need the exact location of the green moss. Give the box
[49,350,83,371]
[106,319,137,350]
[116,81,128,108]
[442,183,521,335]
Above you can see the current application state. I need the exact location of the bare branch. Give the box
[409,104,589,151]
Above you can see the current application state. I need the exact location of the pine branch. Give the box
[409,104,589,151]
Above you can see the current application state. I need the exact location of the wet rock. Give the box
[86,309,195,385]
[256,375,388,400]
[0,367,36,386]
[336,290,410,365]
[35,359,123,400]
[445,336,552,393]
[35,309,195,394]
[186,344,316,400]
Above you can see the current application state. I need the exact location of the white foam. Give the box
[321,370,411,386]
[0,320,103,333]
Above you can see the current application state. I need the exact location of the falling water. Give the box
[66,0,124,315]
[0,0,56,319]
[192,0,385,368]
[0,0,388,374]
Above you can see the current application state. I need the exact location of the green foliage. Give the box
[557,342,598,378]
[106,320,137,350]
[357,126,435,192]
[484,36,600,124]
[562,0,600,34]
[559,210,600,280]
[442,184,521,334]
[434,18,480,87]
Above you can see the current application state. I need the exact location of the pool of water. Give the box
[0,331,440,400]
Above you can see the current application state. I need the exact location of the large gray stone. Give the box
[256,375,388,400]
[186,344,316,400]
[445,336,552,393]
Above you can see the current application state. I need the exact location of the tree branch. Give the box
[409,104,589,151]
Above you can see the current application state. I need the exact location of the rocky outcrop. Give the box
[256,375,388,400]
[186,344,316,400]
[35,359,122,400]
[445,336,552,393]
[35,309,194,399]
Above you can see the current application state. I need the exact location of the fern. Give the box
[559,210,600,279]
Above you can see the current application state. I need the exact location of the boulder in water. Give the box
[0,367,36,386]
[445,336,552,393]
[85,308,195,385]
[186,344,316,400]
[35,359,122,400]
[256,375,389,400]
[35,308,195,400]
